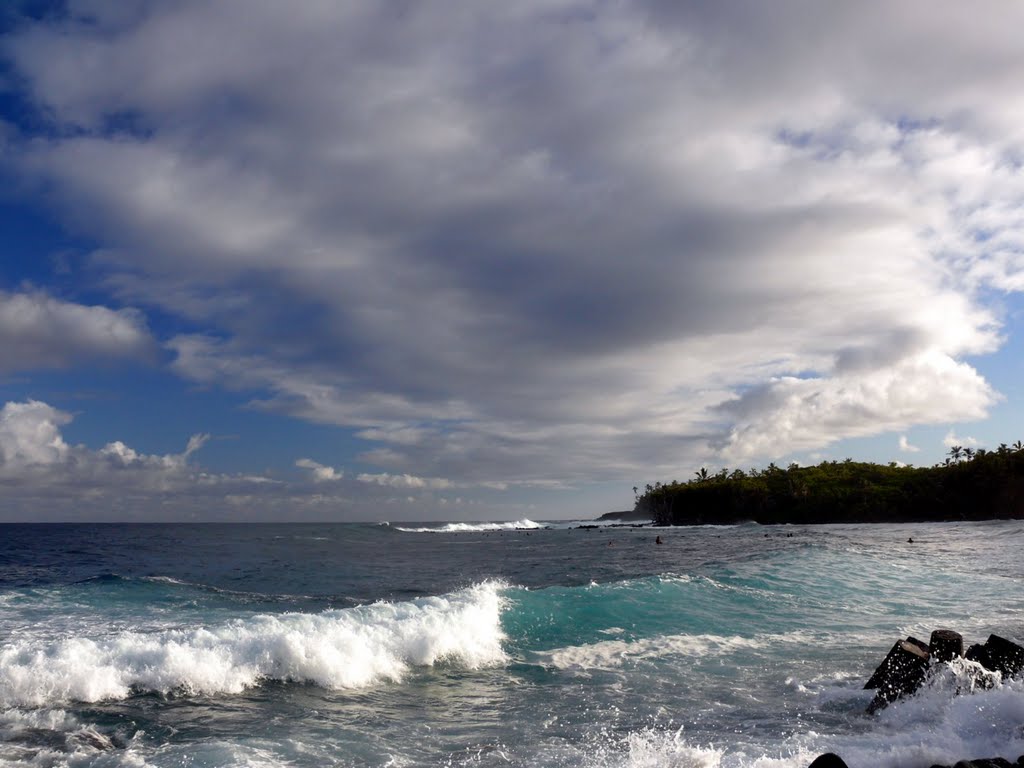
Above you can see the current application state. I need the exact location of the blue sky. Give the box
[1,1,1023,522]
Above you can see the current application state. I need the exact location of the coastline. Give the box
[633,452,1024,526]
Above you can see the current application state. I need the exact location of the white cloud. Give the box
[718,352,997,463]
[0,400,71,468]
[0,290,154,372]
[4,1,1024,492]
[0,399,208,489]
[183,433,210,459]
[357,473,453,490]
[295,458,343,482]
[942,430,980,449]
[898,435,920,453]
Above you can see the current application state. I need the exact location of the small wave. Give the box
[534,631,794,671]
[394,519,544,533]
[0,707,132,763]
[146,578,335,607]
[72,573,126,585]
[76,573,202,590]
[0,581,508,706]
[139,575,188,585]
[68,572,322,606]
[579,727,727,768]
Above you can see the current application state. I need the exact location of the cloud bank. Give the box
[3,1,1024,503]
[0,399,460,521]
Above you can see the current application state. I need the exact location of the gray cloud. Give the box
[0,290,155,372]
[4,1,1024,494]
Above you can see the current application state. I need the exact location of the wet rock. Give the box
[965,642,991,667]
[864,638,927,689]
[929,759,1019,768]
[807,754,849,768]
[965,635,1024,679]
[865,638,930,712]
[866,629,1024,714]
[930,629,964,663]
[982,635,1024,677]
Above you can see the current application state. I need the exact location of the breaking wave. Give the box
[394,519,544,533]
[0,581,508,707]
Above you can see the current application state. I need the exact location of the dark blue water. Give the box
[1,521,1023,768]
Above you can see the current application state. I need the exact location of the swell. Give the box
[74,573,349,606]
[4,541,1023,708]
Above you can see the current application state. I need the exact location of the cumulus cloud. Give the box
[717,352,998,462]
[898,435,920,454]
[4,1,1024,491]
[0,399,209,490]
[0,290,154,372]
[0,400,71,469]
[295,458,343,482]
[943,430,980,449]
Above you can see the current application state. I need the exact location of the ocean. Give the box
[1,520,1023,768]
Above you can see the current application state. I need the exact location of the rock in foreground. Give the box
[864,629,1024,712]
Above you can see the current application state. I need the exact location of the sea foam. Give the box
[536,633,772,671]
[394,519,543,533]
[780,660,1024,768]
[582,672,1024,768]
[0,580,508,707]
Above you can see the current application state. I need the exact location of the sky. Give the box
[1,1,1024,522]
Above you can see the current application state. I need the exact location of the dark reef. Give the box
[596,509,652,522]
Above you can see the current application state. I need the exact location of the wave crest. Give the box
[0,581,508,706]
[395,519,543,533]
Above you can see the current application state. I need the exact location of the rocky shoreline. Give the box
[808,629,1024,768]
[810,754,1024,768]
[863,629,1023,713]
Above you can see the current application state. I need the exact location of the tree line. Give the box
[633,442,1024,525]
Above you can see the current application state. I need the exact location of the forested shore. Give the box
[634,443,1024,525]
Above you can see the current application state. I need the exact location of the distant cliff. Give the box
[634,443,1024,525]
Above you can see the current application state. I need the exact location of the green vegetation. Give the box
[634,442,1024,525]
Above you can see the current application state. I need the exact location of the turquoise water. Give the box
[1,521,1023,767]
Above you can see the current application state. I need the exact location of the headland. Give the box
[633,443,1024,525]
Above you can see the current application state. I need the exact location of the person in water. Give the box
[656,535,663,545]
